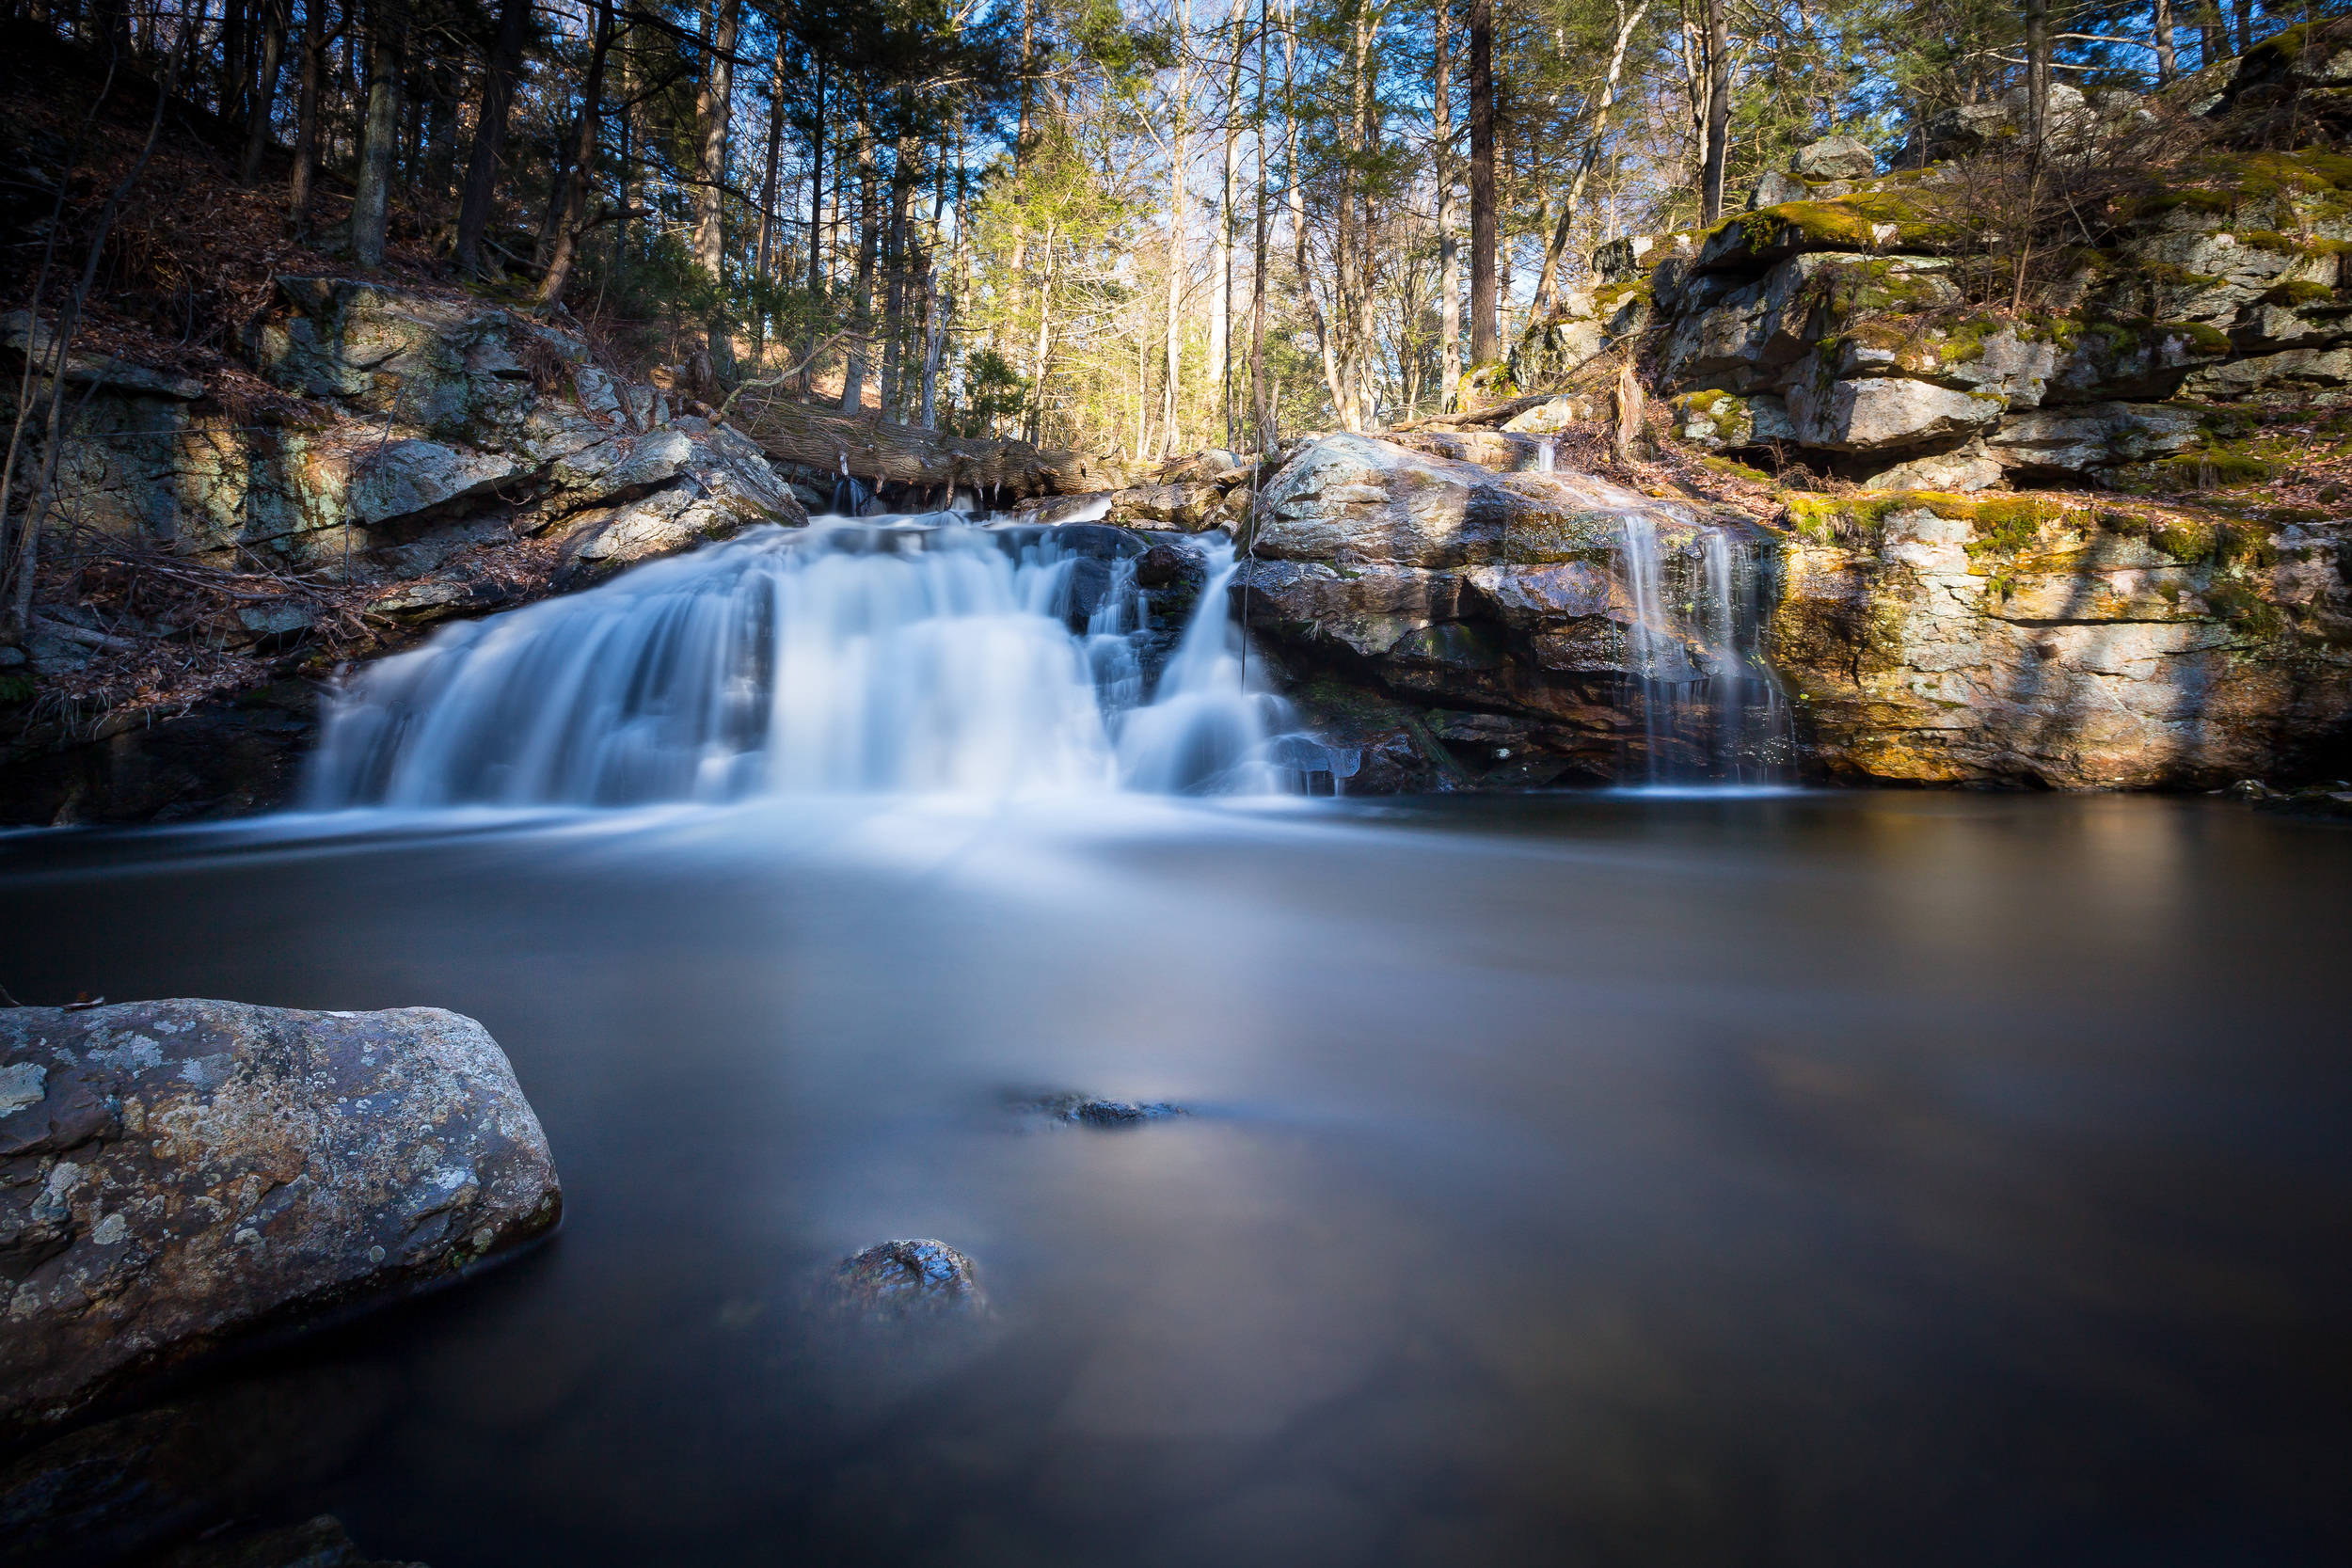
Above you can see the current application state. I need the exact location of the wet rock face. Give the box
[0,1001,561,1434]
[1230,435,1759,786]
[829,1240,984,1321]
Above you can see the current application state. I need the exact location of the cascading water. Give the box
[1614,515,1792,785]
[305,515,1307,806]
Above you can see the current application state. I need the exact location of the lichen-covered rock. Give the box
[0,1001,561,1433]
[31,277,805,585]
[1768,499,2352,786]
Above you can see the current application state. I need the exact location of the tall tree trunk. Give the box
[222,0,249,119]
[1468,0,1497,365]
[1250,0,1272,446]
[2232,0,2251,55]
[2152,0,2178,84]
[537,0,614,309]
[238,0,289,185]
[1531,0,1649,315]
[1026,223,1057,442]
[755,36,786,279]
[455,0,530,276]
[1435,0,1458,412]
[2200,1,2227,70]
[350,0,405,269]
[2024,0,2049,150]
[1699,0,1729,224]
[1218,3,1241,449]
[1163,0,1191,456]
[288,0,324,230]
[694,0,740,383]
[881,132,914,418]
[616,30,637,262]
[807,56,827,293]
[840,98,878,414]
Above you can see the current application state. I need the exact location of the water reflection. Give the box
[2,793,2345,1565]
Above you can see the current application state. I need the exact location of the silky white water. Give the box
[1615,515,1792,784]
[307,516,1303,805]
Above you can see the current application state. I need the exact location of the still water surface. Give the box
[5,792,2347,1565]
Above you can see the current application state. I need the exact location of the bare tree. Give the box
[455,0,532,277]
[1468,0,1497,365]
[351,0,407,267]
[694,0,741,381]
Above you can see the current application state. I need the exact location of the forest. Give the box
[8,0,2324,468]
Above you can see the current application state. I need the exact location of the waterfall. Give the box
[307,516,1304,806]
[1613,516,1791,786]
[1536,437,1556,474]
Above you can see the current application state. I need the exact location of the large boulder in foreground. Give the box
[2,1001,560,1434]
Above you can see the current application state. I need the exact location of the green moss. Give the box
[1964,496,2065,557]
[2217,521,2282,567]
[1699,454,1776,483]
[2152,451,2276,489]
[2155,319,2233,355]
[1712,189,1962,255]
[1786,488,2036,546]
[1677,388,1744,440]
[2140,190,2238,217]
[1592,277,1654,312]
[2203,579,2286,639]
[2238,230,2352,257]
[1785,493,1909,545]
[2244,20,2318,69]
[2144,514,2280,564]
[2261,279,2336,306]
[1935,316,2006,366]
[0,673,32,705]
[2137,262,2228,288]
[2151,515,2217,559]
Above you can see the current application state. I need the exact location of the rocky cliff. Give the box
[1,277,810,822]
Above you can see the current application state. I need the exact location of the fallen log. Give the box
[732,397,1142,500]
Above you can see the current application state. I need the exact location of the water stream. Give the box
[308,516,1299,806]
[1615,515,1793,785]
[5,794,2344,1564]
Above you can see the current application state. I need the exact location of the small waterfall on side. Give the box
[1614,516,1791,786]
[306,517,1304,806]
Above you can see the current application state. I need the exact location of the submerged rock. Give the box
[1014,1091,1188,1129]
[0,1001,561,1434]
[829,1240,985,1320]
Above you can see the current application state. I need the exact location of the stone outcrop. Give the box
[1513,24,2352,492]
[1100,430,2352,791]
[95,277,810,588]
[1,1000,560,1434]
[1220,433,1776,785]
[1770,494,2352,785]
[2,277,816,823]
